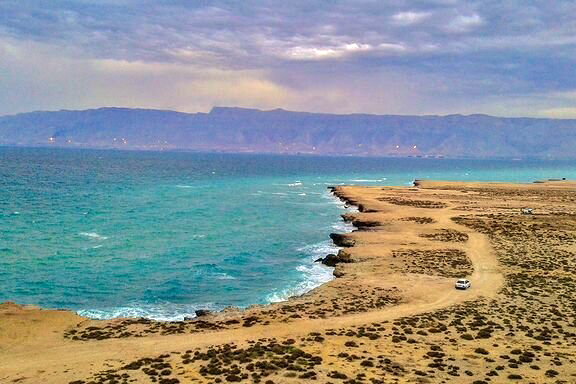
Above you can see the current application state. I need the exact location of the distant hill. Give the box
[1,106,575,159]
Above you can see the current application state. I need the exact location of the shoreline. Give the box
[0,189,354,323]
[2,180,576,383]
[0,189,356,322]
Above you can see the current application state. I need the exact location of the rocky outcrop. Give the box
[333,266,345,278]
[194,309,212,317]
[341,213,355,222]
[352,219,381,229]
[330,233,356,247]
[316,250,353,267]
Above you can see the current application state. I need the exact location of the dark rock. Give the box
[358,204,378,213]
[341,213,356,222]
[195,309,211,317]
[329,233,356,247]
[337,250,352,262]
[321,254,340,267]
[352,219,381,229]
[321,251,353,267]
[333,267,345,278]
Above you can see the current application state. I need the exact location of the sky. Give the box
[1,0,575,118]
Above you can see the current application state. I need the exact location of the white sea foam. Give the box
[349,178,387,182]
[265,190,358,304]
[79,232,108,240]
[321,191,359,212]
[77,302,221,322]
[265,236,349,303]
[266,262,334,303]
[297,239,340,257]
[332,221,355,232]
[215,273,236,280]
[313,182,346,186]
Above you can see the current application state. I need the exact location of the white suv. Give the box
[455,279,471,290]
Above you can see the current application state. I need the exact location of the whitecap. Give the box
[215,273,236,280]
[79,232,108,240]
[349,178,387,182]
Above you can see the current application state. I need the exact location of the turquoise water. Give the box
[1,147,575,320]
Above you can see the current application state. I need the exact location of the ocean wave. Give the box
[274,181,303,187]
[266,262,334,303]
[321,191,359,212]
[175,184,206,189]
[215,273,236,280]
[312,182,346,186]
[332,221,355,232]
[297,239,340,257]
[265,193,356,304]
[265,238,347,304]
[77,302,222,322]
[349,178,387,182]
[79,232,108,240]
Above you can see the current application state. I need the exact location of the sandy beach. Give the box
[2,180,576,383]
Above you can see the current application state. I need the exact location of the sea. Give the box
[1,147,575,321]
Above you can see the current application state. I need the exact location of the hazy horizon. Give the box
[3,105,576,121]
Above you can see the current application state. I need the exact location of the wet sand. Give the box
[1,180,576,383]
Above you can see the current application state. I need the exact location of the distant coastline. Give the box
[2,106,576,159]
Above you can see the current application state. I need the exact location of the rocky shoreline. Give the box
[2,180,576,383]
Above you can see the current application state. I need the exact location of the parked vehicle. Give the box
[455,279,471,290]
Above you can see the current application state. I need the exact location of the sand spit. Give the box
[2,180,576,383]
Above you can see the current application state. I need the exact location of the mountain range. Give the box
[1,106,575,159]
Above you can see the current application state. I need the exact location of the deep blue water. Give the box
[1,147,575,320]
